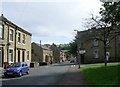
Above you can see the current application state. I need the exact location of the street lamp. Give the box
[74,29,83,69]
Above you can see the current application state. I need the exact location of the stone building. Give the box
[60,50,67,62]
[0,14,32,67]
[76,28,120,64]
[50,43,60,63]
[31,42,53,64]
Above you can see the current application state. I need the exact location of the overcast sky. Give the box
[2,0,102,45]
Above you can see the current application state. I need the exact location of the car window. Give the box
[22,64,24,67]
[9,63,21,67]
[16,63,21,67]
[25,64,27,66]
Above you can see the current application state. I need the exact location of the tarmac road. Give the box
[2,62,74,85]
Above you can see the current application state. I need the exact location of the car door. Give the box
[24,63,29,73]
[21,63,26,73]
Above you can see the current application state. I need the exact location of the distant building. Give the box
[60,50,67,62]
[31,42,43,63]
[0,14,32,67]
[76,28,120,64]
[50,43,60,63]
[31,42,53,64]
[42,44,53,64]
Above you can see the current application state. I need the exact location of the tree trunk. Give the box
[104,41,107,67]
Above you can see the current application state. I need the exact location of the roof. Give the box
[41,45,50,50]
[35,43,51,50]
[0,14,32,36]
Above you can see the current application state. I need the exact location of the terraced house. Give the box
[0,14,32,67]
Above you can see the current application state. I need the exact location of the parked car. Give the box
[4,62,29,77]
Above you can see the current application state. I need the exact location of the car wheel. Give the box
[19,71,22,77]
[4,74,8,78]
[26,70,29,74]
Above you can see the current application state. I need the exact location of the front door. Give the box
[22,51,25,62]
[18,50,20,62]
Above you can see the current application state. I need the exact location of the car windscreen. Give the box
[9,63,21,67]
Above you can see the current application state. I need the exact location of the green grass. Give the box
[81,62,120,85]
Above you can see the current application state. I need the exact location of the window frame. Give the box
[9,28,14,42]
[18,32,21,44]
[93,48,99,59]
[22,34,25,44]
[0,25,3,39]
[93,39,99,47]
[9,49,14,63]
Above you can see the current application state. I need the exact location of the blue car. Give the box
[4,62,29,77]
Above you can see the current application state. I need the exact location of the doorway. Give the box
[22,51,25,62]
[18,50,20,62]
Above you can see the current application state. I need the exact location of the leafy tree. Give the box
[100,2,120,26]
[59,44,70,50]
[69,41,77,56]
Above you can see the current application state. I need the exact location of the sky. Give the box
[1,0,102,45]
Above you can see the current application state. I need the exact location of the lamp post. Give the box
[74,29,80,68]
[74,29,86,69]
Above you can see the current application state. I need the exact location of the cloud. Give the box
[2,0,103,3]
[2,0,102,44]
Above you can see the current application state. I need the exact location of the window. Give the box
[9,49,13,63]
[22,64,24,67]
[0,25,3,39]
[106,38,109,46]
[118,36,120,43]
[93,48,99,58]
[27,51,29,60]
[25,63,27,66]
[22,34,25,44]
[93,39,99,46]
[18,32,21,43]
[9,29,13,41]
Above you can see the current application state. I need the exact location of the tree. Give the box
[100,2,120,26]
[69,41,77,56]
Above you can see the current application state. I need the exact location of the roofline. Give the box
[0,14,32,36]
[32,42,52,50]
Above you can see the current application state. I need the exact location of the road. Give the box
[1,62,75,85]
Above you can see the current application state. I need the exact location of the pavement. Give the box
[59,64,87,86]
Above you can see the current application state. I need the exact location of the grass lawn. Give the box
[81,62,120,85]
